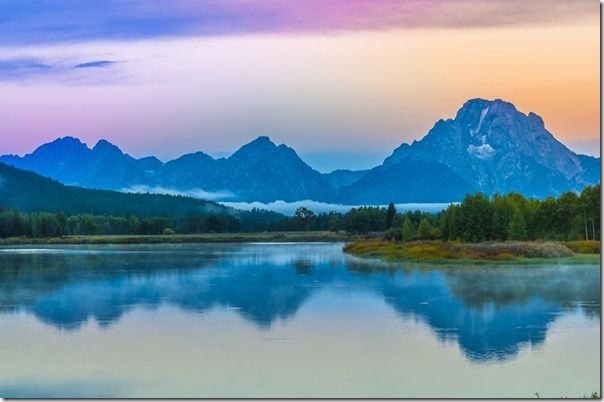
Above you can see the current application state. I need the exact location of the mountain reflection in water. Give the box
[0,243,599,362]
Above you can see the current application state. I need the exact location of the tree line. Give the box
[314,184,600,242]
[379,184,600,242]
[0,211,243,238]
[0,184,599,241]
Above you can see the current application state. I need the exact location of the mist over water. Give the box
[0,243,599,398]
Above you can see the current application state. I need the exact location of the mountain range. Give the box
[1,98,599,204]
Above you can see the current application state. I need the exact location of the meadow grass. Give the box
[344,240,600,264]
[564,240,601,254]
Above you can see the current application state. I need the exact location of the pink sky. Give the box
[0,0,599,170]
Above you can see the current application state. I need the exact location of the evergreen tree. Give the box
[508,208,527,240]
[294,207,316,231]
[418,217,433,239]
[491,196,515,240]
[328,214,342,233]
[402,217,415,242]
[385,202,396,229]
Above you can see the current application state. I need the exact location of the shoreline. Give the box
[0,231,358,246]
[344,240,601,265]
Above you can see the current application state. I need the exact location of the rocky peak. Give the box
[41,136,89,154]
[235,136,276,152]
[92,139,124,157]
[455,98,518,122]
[229,136,292,163]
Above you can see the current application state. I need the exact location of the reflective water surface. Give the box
[0,243,599,397]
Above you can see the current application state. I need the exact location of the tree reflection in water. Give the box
[0,243,599,362]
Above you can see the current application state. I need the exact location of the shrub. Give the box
[383,228,402,241]
[163,227,176,235]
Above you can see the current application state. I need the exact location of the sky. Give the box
[0,0,599,172]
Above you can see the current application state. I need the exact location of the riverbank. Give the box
[0,231,358,245]
[344,240,600,264]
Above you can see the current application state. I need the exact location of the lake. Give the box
[0,243,599,398]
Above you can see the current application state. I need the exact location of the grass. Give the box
[344,240,601,264]
[564,240,601,254]
[0,231,358,245]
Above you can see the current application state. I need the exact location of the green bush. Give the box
[383,228,402,241]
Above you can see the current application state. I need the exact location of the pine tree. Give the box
[508,208,527,240]
[402,216,415,242]
[385,202,396,229]
[418,217,433,239]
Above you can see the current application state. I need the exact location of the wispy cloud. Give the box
[0,58,52,79]
[120,185,235,201]
[0,0,595,45]
[0,57,121,83]
[74,60,116,69]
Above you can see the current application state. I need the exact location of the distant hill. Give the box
[338,160,475,203]
[0,162,231,217]
[1,98,599,203]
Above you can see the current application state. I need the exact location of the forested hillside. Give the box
[0,162,229,217]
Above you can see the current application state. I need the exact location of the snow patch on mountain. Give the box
[467,143,496,159]
[470,106,489,136]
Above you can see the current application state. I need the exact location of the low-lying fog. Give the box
[223,200,452,216]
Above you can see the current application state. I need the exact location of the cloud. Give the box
[0,0,595,45]
[74,60,116,68]
[120,185,235,201]
[0,58,53,79]
[0,57,121,83]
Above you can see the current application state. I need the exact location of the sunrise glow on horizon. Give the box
[0,0,599,171]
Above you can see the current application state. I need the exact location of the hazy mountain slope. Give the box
[202,136,334,202]
[0,162,230,217]
[324,169,368,190]
[157,151,218,189]
[339,160,475,203]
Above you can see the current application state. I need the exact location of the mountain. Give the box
[1,98,599,204]
[324,169,368,190]
[382,98,599,198]
[0,137,153,190]
[199,136,333,203]
[339,160,476,203]
[1,136,334,203]
[158,151,217,189]
[0,162,230,217]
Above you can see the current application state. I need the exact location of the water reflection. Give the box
[0,243,599,362]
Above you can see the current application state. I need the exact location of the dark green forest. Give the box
[0,184,600,240]
[0,162,599,240]
[381,184,601,242]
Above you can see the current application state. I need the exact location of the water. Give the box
[0,243,599,398]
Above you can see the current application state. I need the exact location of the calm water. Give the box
[0,243,599,398]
